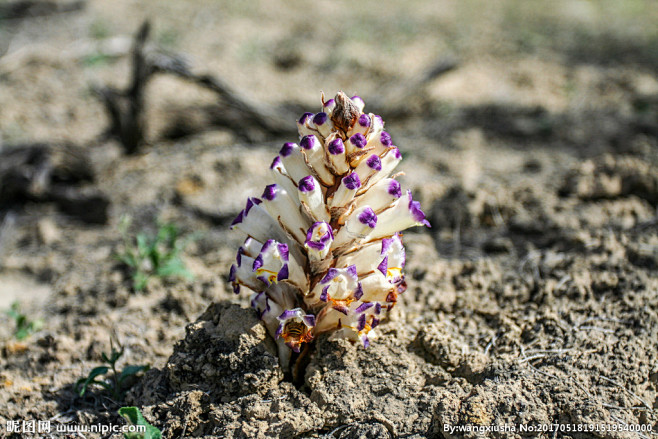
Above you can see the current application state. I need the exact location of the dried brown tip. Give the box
[331,91,360,133]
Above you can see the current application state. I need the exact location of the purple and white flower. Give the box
[229,91,430,368]
[304,221,334,262]
[298,175,330,222]
[275,308,316,353]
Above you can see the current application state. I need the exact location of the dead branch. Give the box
[95,20,293,154]
[148,52,290,137]
[0,143,109,224]
[94,21,151,154]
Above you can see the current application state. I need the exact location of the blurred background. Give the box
[1,0,657,144]
[0,0,656,332]
[0,1,657,434]
[0,0,657,342]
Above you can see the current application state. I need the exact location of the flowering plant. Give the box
[230,92,429,368]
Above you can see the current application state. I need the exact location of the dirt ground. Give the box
[1,0,657,438]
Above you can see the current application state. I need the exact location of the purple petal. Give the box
[261,239,274,252]
[381,237,393,255]
[407,190,431,227]
[332,304,350,315]
[346,265,358,279]
[299,112,313,124]
[305,224,315,242]
[362,335,370,348]
[230,211,244,226]
[388,180,402,198]
[279,309,300,320]
[300,135,317,150]
[229,264,236,282]
[252,255,263,272]
[392,147,401,159]
[366,155,382,171]
[343,172,361,190]
[349,133,367,149]
[377,256,388,276]
[250,291,264,308]
[323,98,335,108]
[275,323,284,339]
[277,243,289,261]
[328,138,345,155]
[357,313,367,331]
[380,131,392,146]
[270,156,282,169]
[298,175,315,192]
[244,197,257,214]
[259,299,271,319]
[354,283,363,300]
[358,114,371,128]
[262,184,278,201]
[306,240,327,251]
[320,268,339,284]
[279,142,296,157]
[303,314,316,327]
[320,285,329,302]
[233,284,240,294]
[256,275,269,285]
[356,302,374,314]
[277,263,289,281]
[374,303,382,314]
[371,317,380,328]
[357,207,378,228]
[236,247,244,265]
[313,112,328,126]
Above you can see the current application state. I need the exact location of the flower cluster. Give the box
[230,92,429,368]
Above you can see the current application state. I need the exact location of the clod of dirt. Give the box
[128,302,324,438]
[165,302,283,402]
[415,322,488,382]
[304,331,439,436]
[560,154,658,205]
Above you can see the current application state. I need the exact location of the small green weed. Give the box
[116,215,196,291]
[89,19,112,40]
[82,52,113,67]
[75,338,149,401]
[5,302,42,340]
[118,406,162,439]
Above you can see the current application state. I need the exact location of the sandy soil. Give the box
[1,1,657,438]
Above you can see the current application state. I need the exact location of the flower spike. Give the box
[229,91,430,367]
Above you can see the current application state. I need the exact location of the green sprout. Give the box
[82,53,113,67]
[5,302,43,340]
[116,215,196,291]
[118,406,162,439]
[75,338,149,401]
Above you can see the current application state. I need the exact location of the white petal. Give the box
[297,175,330,222]
[300,135,335,186]
[261,184,310,244]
